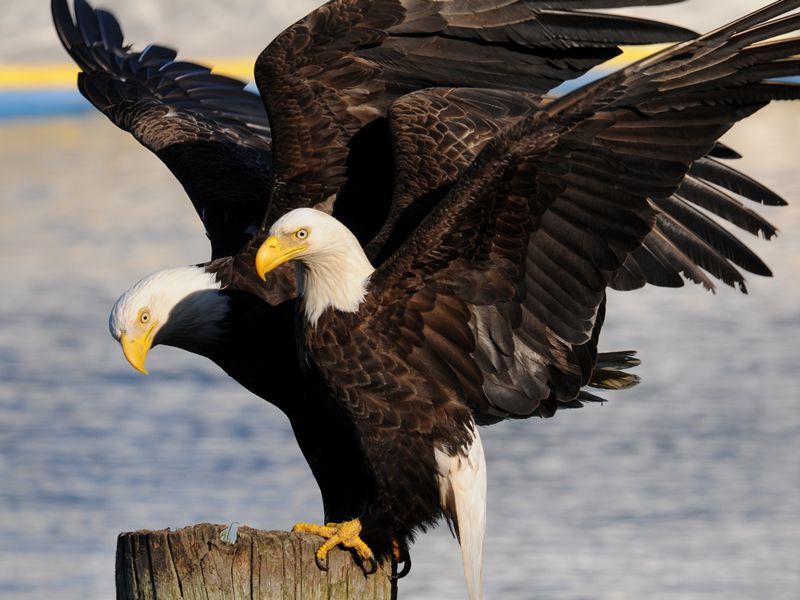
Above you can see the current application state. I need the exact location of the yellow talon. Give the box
[292,518,377,574]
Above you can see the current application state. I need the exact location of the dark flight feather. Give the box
[52,0,273,260]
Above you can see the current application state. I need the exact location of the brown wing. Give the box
[370,88,784,290]
[255,0,695,228]
[53,0,273,259]
[360,1,798,422]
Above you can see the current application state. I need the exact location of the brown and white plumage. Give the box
[256,3,798,597]
[55,2,709,579]
[53,0,705,369]
[56,0,796,594]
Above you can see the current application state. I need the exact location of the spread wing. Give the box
[362,0,798,422]
[370,88,784,289]
[52,0,273,260]
[255,0,695,233]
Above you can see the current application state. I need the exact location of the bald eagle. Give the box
[254,3,798,597]
[54,0,717,569]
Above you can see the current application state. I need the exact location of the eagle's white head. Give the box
[108,266,229,373]
[255,208,374,325]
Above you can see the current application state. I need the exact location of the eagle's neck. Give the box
[160,288,231,353]
[150,267,231,353]
[295,238,375,326]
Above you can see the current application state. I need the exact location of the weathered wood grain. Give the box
[115,524,395,600]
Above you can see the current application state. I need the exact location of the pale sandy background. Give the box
[1,2,798,599]
[0,1,788,63]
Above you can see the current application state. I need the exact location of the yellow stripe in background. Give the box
[0,59,256,90]
[0,47,666,91]
[610,44,669,66]
[0,64,79,89]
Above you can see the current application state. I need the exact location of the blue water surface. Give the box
[0,105,798,600]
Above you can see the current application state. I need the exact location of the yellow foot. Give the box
[293,518,377,574]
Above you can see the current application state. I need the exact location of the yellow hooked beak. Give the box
[255,235,307,281]
[120,328,156,375]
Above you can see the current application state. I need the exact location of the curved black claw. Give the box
[315,554,329,571]
[395,553,411,579]
[390,548,412,579]
[362,555,378,575]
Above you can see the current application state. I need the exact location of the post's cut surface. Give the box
[115,523,395,600]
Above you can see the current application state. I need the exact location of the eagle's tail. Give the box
[436,427,486,600]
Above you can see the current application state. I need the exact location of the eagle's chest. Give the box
[302,309,406,402]
[302,308,474,449]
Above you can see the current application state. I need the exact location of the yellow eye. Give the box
[138,309,151,324]
[295,228,309,240]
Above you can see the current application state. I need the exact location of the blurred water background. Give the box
[1,1,798,599]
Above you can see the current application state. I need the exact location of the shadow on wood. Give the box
[115,523,396,599]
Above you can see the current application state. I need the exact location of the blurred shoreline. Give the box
[1,1,775,63]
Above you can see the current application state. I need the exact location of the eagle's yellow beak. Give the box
[255,235,306,281]
[120,329,156,375]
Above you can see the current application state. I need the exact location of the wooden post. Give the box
[115,523,396,599]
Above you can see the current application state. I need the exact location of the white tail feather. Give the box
[435,427,487,600]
